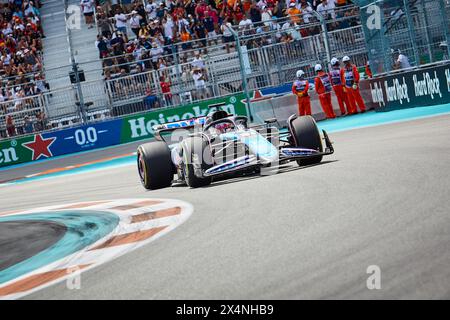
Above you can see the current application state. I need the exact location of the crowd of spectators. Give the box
[0,0,49,138]
[0,1,360,139]
[93,0,359,108]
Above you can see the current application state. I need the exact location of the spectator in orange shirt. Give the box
[335,0,348,7]
[180,25,192,50]
[287,2,301,24]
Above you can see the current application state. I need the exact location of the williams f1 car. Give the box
[137,110,334,190]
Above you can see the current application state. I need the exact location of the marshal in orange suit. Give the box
[340,56,366,114]
[329,57,351,116]
[292,69,311,116]
[314,64,336,119]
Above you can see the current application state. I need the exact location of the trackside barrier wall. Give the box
[360,61,450,111]
[251,83,373,127]
[252,61,450,127]
[0,95,247,168]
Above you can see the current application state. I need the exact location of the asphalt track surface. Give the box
[0,221,66,271]
[1,114,450,299]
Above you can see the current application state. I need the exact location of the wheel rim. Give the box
[182,149,191,186]
[137,152,146,184]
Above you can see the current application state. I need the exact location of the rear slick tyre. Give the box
[290,115,323,166]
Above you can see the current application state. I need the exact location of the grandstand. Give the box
[1,0,449,139]
[0,0,44,133]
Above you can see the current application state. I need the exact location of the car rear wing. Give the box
[153,117,207,141]
[152,102,230,135]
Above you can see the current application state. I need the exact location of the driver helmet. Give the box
[214,122,233,133]
[204,110,229,128]
[204,114,214,127]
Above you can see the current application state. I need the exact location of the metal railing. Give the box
[0,94,48,138]
[360,0,450,74]
[0,4,373,139]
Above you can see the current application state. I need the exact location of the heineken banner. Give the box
[0,94,248,168]
[120,94,248,143]
[361,62,450,111]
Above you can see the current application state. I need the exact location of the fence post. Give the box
[72,61,87,123]
[438,0,450,59]
[259,46,270,87]
[420,0,433,63]
[208,58,218,98]
[312,11,332,63]
[403,0,420,66]
[171,42,185,106]
[93,4,100,33]
[227,26,253,121]
[64,0,87,123]
[41,91,50,121]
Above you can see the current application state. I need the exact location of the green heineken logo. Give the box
[128,104,237,139]
[121,95,247,141]
[0,146,18,164]
[0,134,57,167]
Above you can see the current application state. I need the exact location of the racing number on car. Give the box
[75,127,98,146]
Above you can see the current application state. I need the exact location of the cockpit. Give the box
[203,111,248,136]
[207,120,235,135]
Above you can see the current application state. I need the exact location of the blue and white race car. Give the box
[137,109,334,190]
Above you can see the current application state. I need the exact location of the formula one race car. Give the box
[137,109,334,190]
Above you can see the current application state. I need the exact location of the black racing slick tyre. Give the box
[137,141,174,190]
[290,115,323,166]
[181,136,212,188]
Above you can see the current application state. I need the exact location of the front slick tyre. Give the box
[290,115,323,166]
[181,136,212,188]
[137,141,173,190]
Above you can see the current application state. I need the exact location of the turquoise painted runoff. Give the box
[0,211,119,284]
[317,103,450,133]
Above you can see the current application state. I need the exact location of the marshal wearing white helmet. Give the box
[330,57,339,66]
[340,56,366,114]
[329,57,350,116]
[314,63,336,119]
[296,70,305,78]
[292,69,311,116]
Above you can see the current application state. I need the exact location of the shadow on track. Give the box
[151,160,338,191]
[201,160,339,189]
